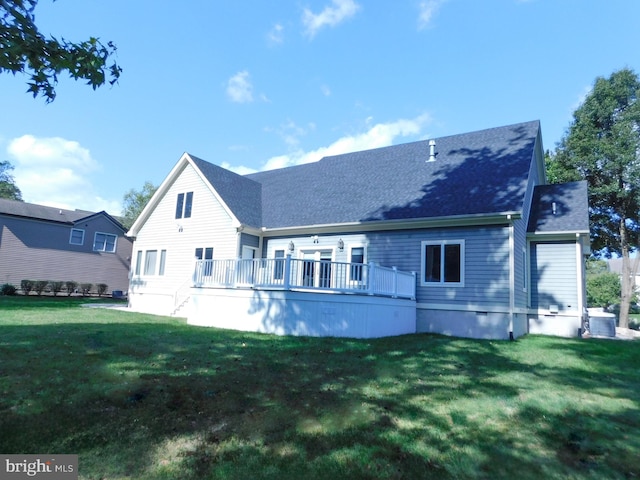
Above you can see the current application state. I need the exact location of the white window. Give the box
[274,249,285,280]
[69,228,84,245]
[421,240,464,286]
[159,250,167,276]
[349,246,366,282]
[144,250,157,275]
[134,251,142,275]
[175,191,194,219]
[93,232,117,253]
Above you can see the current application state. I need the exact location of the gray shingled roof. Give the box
[527,181,589,233]
[0,198,126,230]
[192,121,542,229]
[190,155,262,227]
[0,198,95,224]
[247,121,540,228]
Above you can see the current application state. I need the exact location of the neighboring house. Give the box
[0,199,132,293]
[607,257,640,294]
[127,120,590,339]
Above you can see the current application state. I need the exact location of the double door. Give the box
[302,250,332,288]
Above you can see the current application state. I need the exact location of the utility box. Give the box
[588,309,616,337]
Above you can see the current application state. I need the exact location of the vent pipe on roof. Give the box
[427,140,436,162]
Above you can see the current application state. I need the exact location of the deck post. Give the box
[392,266,398,298]
[367,262,376,295]
[284,254,292,291]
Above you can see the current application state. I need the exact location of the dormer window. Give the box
[69,228,84,245]
[175,192,193,219]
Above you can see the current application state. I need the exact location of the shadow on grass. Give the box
[0,321,639,479]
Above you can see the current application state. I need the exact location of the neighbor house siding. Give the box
[0,215,131,291]
[530,241,578,312]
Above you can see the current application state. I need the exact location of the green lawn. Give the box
[1,296,639,479]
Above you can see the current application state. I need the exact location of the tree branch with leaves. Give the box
[547,68,640,328]
[0,0,121,102]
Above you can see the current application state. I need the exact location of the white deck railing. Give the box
[192,257,416,300]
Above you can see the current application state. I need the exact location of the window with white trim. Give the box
[159,250,167,276]
[134,251,142,275]
[421,240,464,286]
[69,228,84,245]
[274,249,285,280]
[349,246,366,282]
[93,232,117,253]
[196,247,214,275]
[175,191,194,219]
[144,250,157,275]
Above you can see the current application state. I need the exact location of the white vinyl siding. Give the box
[131,163,238,293]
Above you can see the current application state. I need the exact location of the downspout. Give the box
[235,225,244,258]
[508,214,515,340]
[576,233,586,333]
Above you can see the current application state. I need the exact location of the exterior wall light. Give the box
[288,241,295,252]
[338,238,344,251]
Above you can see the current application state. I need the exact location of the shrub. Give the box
[33,280,49,296]
[1,283,17,296]
[20,279,34,295]
[65,281,78,296]
[50,281,64,296]
[96,283,108,297]
[80,283,92,296]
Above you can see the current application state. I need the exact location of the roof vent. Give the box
[427,140,436,162]
[552,202,557,215]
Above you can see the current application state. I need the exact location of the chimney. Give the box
[427,139,436,162]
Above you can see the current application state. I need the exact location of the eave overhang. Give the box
[257,211,522,237]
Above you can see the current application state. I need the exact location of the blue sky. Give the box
[1,0,639,215]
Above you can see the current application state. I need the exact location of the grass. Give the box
[1,297,639,479]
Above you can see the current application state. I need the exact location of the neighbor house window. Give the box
[349,246,365,282]
[274,249,285,280]
[93,232,117,253]
[69,228,84,245]
[144,250,157,275]
[421,240,464,286]
[175,191,194,219]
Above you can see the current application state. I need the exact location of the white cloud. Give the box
[569,84,592,116]
[255,113,431,171]
[6,135,121,214]
[267,23,284,45]
[418,0,446,30]
[226,71,254,103]
[320,84,332,97]
[302,0,360,38]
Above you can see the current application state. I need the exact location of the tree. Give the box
[585,258,621,309]
[0,160,23,200]
[0,0,122,102]
[548,68,640,328]
[121,181,157,230]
